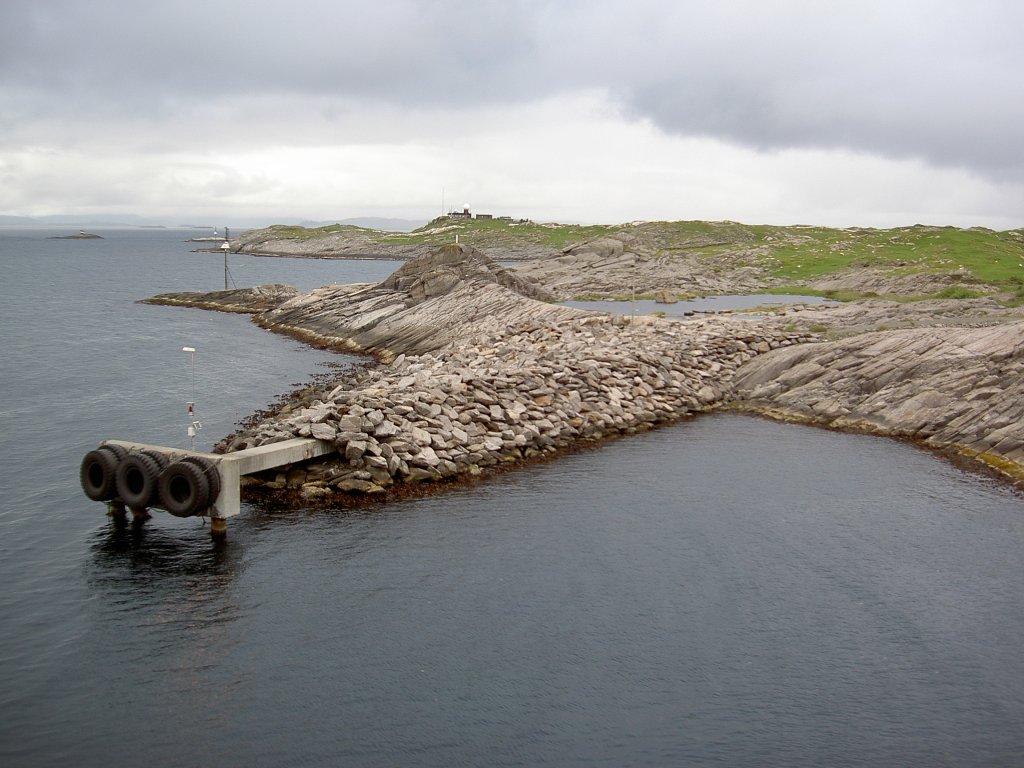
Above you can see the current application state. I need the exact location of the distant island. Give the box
[49,232,103,239]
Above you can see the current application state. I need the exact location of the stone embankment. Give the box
[732,321,1024,482]
[220,314,808,500]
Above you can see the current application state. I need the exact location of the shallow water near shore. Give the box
[563,293,833,317]
[1,229,1023,767]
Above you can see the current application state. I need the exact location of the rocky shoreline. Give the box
[145,243,1024,500]
[732,321,1024,482]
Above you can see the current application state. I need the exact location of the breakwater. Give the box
[218,314,808,499]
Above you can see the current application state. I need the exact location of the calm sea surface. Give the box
[1,229,1022,767]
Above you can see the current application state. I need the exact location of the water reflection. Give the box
[91,515,239,577]
[88,514,246,633]
[563,293,833,318]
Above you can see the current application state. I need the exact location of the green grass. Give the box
[931,286,985,300]
[249,219,1024,296]
[753,225,1024,287]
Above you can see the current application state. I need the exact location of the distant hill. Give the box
[0,213,429,231]
[232,218,1024,302]
[302,217,429,233]
[0,213,167,227]
[0,215,45,225]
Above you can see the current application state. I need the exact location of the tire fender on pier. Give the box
[115,452,163,510]
[158,461,211,518]
[179,455,221,504]
[80,447,123,502]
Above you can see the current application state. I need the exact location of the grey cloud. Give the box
[2,0,1022,182]
[610,2,1024,180]
[0,0,543,111]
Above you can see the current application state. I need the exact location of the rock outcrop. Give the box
[805,267,996,297]
[512,236,767,299]
[143,284,300,313]
[256,243,586,359]
[236,231,431,260]
[733,321,1024,482]
[760,296,1024,337]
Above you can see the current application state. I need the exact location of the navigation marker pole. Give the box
[182,346,202,450]
[221,226,232,290]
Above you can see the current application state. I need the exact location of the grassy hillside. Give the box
[746,224,1024,285]
[248,218,1024,299]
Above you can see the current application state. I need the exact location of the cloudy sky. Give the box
[2,0,1022,228]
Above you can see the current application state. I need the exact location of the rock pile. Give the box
[221,315,810,500]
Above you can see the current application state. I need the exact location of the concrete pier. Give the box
[99,437,335,532]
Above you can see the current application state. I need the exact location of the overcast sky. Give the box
[2,0,1022,228]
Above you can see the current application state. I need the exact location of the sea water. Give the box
[0,229,1022,767]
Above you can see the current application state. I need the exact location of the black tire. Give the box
[180,455,221,504]
[158,461,211,517]
[115,452,163,510]
[140,449,171,471]
[80,447,121,502]
[101,443,130,461]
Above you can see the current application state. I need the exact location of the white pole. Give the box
[183,346,195,402]
[182,346,198,449]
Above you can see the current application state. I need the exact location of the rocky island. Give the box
[49,231,103,239]
[146,219,1024,500]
